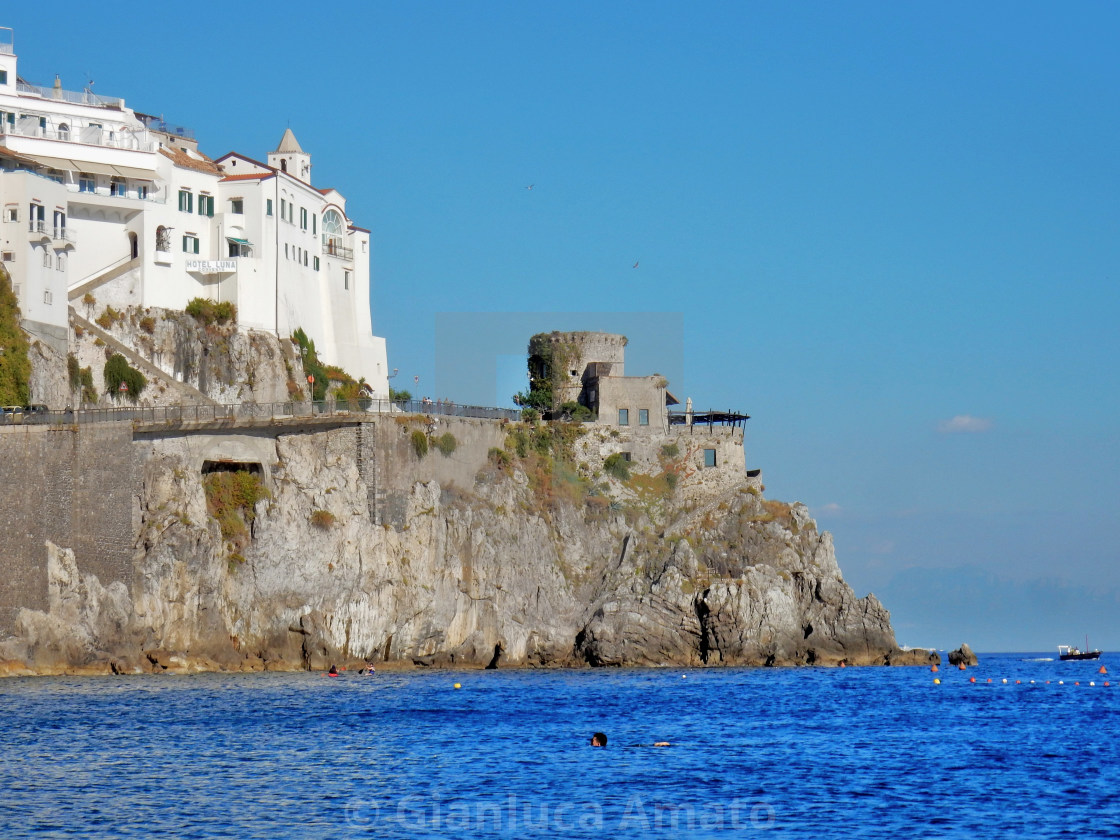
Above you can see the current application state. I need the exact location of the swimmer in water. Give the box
[590,732,607,747]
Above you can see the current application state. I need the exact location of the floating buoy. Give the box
[1002,678,1008,684]
[987,678,993,683]
[1046,680,1051,684]
[1090,681,1096,687]
[1075,682,1080,686]
[933,678,941,685]
[1015,680,1021,684]
[453,683,461,689]
[1030,680,1035,684]
[958,664,966,671]
[839,661,846,668]
[931,664,939,672]
[969,677,976,683]
[1100,666,1107,674]
[1106,682,1111,687]
[1059,681,1064,685]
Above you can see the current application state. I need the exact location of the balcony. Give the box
[28,220,48,241]
[322,236,353,261]
[16,81,125,110]
[0,119,156,152]
[52,227,76,246]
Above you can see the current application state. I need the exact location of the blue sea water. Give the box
[1,653,1118,838]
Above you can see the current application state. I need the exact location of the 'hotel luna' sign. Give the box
[186,260,236,274]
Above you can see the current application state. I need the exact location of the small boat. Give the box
[1058,640,1102,661]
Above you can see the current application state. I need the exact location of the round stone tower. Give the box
[527,331,627,409]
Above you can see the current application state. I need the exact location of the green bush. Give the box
[559,401,594,422]
[435,432,457,456]
[660,443,680,459]
[488,447,512,470]
[520,407,539,423]
[67,353,81,391]
[186,298,237,326]
[292,327,328,402]
[411,430,429,458]
[104,353,146,403]
[0,266,30,406]
[604,453,631,481]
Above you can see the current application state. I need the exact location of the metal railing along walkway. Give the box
[0,399,521,428]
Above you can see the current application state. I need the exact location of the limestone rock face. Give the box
[2,426,919,674]
[948,643,979,666]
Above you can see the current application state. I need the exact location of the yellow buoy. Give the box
[453,683,461,689]
[933,678,941,685]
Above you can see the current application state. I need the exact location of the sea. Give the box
[2,652,1117,838]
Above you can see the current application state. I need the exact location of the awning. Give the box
[14,153,81,171]
[665,390,681,406]
[110,164,157,180]
[226,237,252,246]
[75,161,119,177]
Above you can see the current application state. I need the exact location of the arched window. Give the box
[323,209,343,255]
[156,226,170,252]
[58,122,70,141]
[280,159,287,173]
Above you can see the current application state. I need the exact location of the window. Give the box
[182,234,199,254]
[344,269,350,289]
[198,194,214,217]
[42,249,52,268]
[230,198,244,214]
[156,226,171,252]
[58,122,69,141]
[0,70,7,85]
[639,409,649,426]
[284,243,289,259]
[266,198,273,216]
[228,240,252,258]
[3,207,16,223]
[704,449,717,468]
[178,189,193,213]
[618,408,629,426]
[280,198,286,220]
[57,252,66,271]
[137,185,148,200]
[300,207,307,230]
[303,251,308,267]
[43,289,53,304]
[620,452,631,461]
[312,214,316,235]
[110,178,126,197]
[0,251,13,262]
[79,173,96,193]
[313,256,320,271]
[323,209,344,255]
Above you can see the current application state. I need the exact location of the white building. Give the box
[0,27,389,398]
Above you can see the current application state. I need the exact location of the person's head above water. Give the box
[591,732,607,747]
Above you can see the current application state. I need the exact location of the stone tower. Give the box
[527,331,628,410]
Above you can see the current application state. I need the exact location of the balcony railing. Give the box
[322,236,353,261]
[53,227,76,245]
[28,220,47,235]
[0,120,155,152]
[16,81,125,109]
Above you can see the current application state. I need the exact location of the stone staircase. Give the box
[69,308,220,407]
[68,256,140,302]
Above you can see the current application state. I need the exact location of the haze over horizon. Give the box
[5,2,1117,652]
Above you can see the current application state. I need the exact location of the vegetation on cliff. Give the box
[0,265,31,406]
[103,353,147,403]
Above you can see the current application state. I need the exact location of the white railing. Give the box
[0,120,156,152]
[16,81,124,108]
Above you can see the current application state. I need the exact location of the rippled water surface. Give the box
[2,654,1118,838]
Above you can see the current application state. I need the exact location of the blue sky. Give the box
[6,3,1119,651]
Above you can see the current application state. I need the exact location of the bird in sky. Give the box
[525,184,534,190]
[633,260,639,269]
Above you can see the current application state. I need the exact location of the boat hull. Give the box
[1059,651,1102,661]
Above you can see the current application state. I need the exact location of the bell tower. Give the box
[268,128,312,184]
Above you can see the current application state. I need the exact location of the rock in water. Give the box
[948,643,979,666]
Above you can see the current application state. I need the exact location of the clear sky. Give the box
[6,2,1118,651]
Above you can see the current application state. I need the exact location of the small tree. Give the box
[104,353,147,403]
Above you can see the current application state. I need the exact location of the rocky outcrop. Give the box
[0,423,923,675]
[948,643,978,666]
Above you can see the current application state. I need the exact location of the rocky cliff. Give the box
[0,415,933,676]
